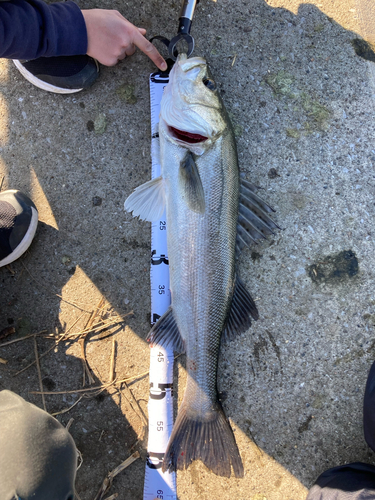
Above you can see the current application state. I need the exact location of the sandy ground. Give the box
[1,0,375,498]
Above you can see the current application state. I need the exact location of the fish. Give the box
[124,53,279,478]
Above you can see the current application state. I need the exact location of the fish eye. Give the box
[203,78,217,91]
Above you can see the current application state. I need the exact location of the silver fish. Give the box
[125,54,278,478]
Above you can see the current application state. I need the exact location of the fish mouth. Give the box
[169,126,208,144]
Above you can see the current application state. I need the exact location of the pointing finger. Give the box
[133,30,167,71]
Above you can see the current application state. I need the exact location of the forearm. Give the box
[0,0,87,59]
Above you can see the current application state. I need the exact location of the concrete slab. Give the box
[1,0,375,498]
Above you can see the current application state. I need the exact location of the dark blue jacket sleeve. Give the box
[0,0,88,59]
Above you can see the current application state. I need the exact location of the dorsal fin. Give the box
[236,179,280,253]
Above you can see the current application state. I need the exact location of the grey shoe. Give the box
[0,190,38,267]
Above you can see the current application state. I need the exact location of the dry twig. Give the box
[79,297,105,386]
[6,265,15,275]
[31,380,117,396]
[51,396,84,416]
[66,418,74,431]
[93,452,140,500]
[31,355,182,396]
[74,489,83,500]
[8,311,131,377]
[57,311,88,344]
[64,317,129,340]
[34,337,47,412]
[0,330,47,348]
[109,339,116,382]
[120,381,148,441]
[14,343,56,376]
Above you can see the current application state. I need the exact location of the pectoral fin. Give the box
[179,152,205,213]
[124,176,165,222]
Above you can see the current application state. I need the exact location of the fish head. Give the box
[160,54,227,154]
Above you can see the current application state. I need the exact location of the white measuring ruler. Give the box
[143,70,177,500]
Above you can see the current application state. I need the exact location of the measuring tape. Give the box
[143,71,177,500]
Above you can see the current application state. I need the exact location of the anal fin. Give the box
[222,276,259,342]
[147,307,185,352]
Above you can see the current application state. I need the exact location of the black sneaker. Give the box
[13,55,99,94]
[0,190,38,267]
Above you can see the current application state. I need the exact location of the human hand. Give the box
[81,9,167,70]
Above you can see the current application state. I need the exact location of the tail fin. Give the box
[162,401,244,478]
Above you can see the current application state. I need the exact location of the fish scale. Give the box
[162,127,240,447]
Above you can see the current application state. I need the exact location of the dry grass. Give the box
[93,452,140,500]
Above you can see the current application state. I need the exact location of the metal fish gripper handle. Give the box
[168,0,197,60]
[150,0,197,65]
